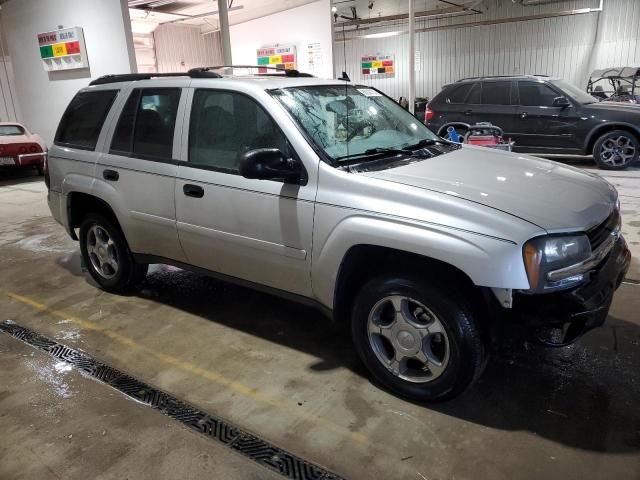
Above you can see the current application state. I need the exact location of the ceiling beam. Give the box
[335,5,465,27]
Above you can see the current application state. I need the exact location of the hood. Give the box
[359,145,617,232]
[583,101,640,113]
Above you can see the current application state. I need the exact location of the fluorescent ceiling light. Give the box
[362,31,403,39]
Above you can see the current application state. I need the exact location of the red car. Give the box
[0,122,47,175]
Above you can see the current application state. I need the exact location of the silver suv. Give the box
[47,69,631,401]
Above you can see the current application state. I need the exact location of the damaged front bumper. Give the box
[510,235,631,346]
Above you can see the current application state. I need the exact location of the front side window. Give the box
[56,90,118,150]
[110,88,181,160]
[188,89,291,173]
[518,81,559,107]
[481,81,511,105]
[270,85,440,163]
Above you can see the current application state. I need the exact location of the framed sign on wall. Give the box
[38,27,89,72]
[361,54,394,78]
[257,45,296,73]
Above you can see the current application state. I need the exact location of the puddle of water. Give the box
[14,233,75,254]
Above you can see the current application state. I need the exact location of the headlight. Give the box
[523,235,591,291]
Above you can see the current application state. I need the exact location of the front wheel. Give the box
[351,276,487,402]
[79,213,147,293]
[593,130,639,170]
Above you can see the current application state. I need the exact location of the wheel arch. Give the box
[584,122,640,154]
[67,192,123,240]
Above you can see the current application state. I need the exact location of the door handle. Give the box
[183,184,204,198]
[520,112,528,119]
[103,169,119,181]
[463,109,473,116]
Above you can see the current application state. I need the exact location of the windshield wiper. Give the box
[404,138,438,150]
[335,148,410,162]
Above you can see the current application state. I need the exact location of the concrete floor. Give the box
[0,165,639,480]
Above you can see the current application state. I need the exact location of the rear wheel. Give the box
[79,213,147,293]
[351,275,487,402]
[593,130,639,170]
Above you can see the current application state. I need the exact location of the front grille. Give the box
[587,210,619,250]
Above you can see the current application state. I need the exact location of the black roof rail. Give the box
[89,70,222,86]
[196,65,314,77]
[456,74,549,82]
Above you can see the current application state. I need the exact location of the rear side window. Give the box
[481,81,511,105]
[518,81,559,107]
[444,83,474,104]
[110,88,181,160]
[55,90,117,150]
[466,83,481,104]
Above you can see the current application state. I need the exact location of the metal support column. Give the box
[408,0,416,114]
[218,0,232,66]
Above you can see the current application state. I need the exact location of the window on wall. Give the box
[518,81,559,107]
[188,89,291,173]
[55,90,118,150]
[110,88,181,160]
[481,81,511,105]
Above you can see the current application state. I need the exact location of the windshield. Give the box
[270,85,440,162]
[551,79,598,104]
[0,125,24,136]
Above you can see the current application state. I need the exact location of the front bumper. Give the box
[511,235,631,344]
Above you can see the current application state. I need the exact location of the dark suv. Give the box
[426,75,640,169]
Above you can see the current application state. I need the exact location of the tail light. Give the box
[425,107,434,123]
[43,151,50,189]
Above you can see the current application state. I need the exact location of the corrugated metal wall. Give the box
[153,24,223,72]
[334,0,640,101]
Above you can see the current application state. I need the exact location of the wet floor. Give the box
[0,168,639,480]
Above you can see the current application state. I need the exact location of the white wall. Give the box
[335,0,640,101]
[153,24,222,73]
[230,0,334,79]
[0,0,136,145]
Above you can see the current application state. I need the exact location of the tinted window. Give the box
[189,90,290,173]
[481,81,510,105]
[445,83,473,104]
[110,88,181,160]
[0,125,24,136]
[518,81,559,107]
[56,90,117,150]
[466,83,481,104]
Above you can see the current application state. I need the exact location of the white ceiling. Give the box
[128,0,482,34]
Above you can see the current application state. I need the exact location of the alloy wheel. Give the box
[367,295,450,383]
[599,135,636,167]
[86,224,119,279]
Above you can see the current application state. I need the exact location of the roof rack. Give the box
[195,65,314,77]
[456,74,549,82]
[89,70,221,86]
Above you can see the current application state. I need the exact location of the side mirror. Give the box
[553,96,571,108]
[238,148,303,184]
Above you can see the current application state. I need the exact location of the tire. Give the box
[79,213,147,293]
[36,165,44,176]
[351,275,487,402]
[593,129,639,170]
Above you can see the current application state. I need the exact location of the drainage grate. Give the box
[0,321,344,480]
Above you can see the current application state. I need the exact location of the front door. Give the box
[96,83,187,262]
[512,80,581,152]
[174,88,316,296]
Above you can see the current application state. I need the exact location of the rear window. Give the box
[0,125,25,136]
[55,90,118,150]
[444,83,474,104]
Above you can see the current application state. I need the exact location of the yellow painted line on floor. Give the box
[6,291,367,445]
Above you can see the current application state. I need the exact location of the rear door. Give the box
[478,80,518,136]
[513,80,581,151]
[96,81,187,262]
[174,87,316,296]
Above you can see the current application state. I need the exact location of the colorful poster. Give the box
[257,45,297,73]
[37,27,88,71]
[361,54,394,78]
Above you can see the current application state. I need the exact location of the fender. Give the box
[311,214,530,309]
[583,122,640,154]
